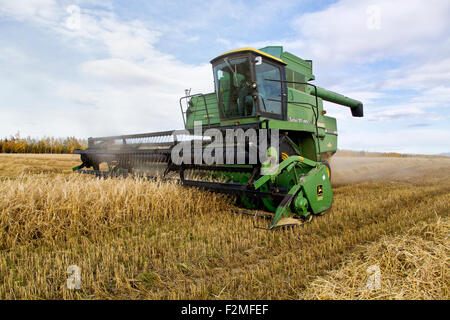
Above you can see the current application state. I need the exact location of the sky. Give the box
[0,0,449,154]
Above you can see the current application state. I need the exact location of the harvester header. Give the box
[74,46,364,229]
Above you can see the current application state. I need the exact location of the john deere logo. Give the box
[317,185,323,200]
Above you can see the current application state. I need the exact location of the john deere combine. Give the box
[74,46,363,229]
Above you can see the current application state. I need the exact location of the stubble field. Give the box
[0,153,448,299]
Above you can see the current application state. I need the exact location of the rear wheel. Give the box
[322,160,331,181]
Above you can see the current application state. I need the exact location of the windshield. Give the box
[213,57,255,119]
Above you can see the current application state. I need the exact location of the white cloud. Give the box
[216,38,231,46]
[290,0,450,65]
[186,36,200,43]
[283,0,450,137]
[0,1,215,138]
[364,105,441,122]
[0,0,61,24]
[80,59,178,88]
[382,57,450,90]
[415,86,450,106]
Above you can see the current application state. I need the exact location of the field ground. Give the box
[0,153,448,299]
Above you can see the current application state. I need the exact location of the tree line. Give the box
[0,133,87,154]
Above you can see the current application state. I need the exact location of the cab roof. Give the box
[210,47,287,65]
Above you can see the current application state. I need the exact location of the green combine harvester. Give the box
[74,46,363,229]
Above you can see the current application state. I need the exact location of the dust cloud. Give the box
[330,156,450,186]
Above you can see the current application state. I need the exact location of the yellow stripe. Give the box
[213,47,286,64]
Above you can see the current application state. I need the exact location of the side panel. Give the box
[302,165,332,214]
[286,88,320,127]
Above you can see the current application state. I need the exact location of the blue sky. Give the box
[0,0,449,154]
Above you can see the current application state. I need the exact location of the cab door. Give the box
[255,60,286,120]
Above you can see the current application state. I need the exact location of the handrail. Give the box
[179,93,211,127]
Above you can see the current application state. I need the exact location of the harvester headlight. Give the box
[252,82,257,89]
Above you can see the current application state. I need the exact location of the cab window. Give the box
[213,57,255,119]
[255,62,282,115]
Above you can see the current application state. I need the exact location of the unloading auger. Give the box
[74,46,363,229]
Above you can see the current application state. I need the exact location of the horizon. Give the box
[1,131,448,156]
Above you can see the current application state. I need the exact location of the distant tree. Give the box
[0,133,87,154]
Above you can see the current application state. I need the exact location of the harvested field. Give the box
[0,153,448,299]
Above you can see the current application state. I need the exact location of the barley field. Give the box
[0,153,448,299]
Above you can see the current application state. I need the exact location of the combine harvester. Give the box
[74,46,363,229]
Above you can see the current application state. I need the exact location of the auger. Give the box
[74,46,363,229]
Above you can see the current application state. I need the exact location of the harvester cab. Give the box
[74,46,364,229]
